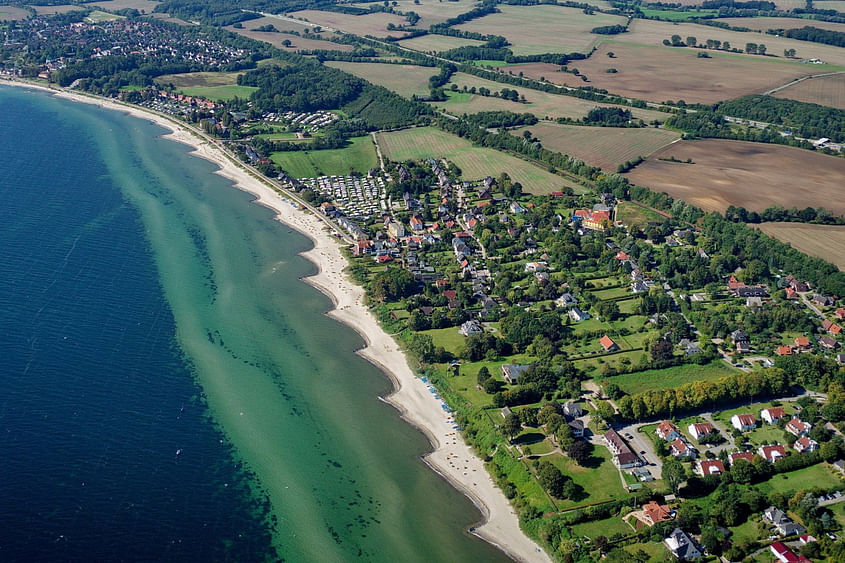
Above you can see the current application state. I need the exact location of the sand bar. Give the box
[2,79,550,563]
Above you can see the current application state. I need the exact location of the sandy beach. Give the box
[3,79,550,562]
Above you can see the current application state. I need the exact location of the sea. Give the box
[0,85,509,562]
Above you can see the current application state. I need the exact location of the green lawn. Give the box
[615,201,667,228]
[832,500,845,528]
[756,463,844,495]
[545,445,629,508]
[420,326,466,356]
[577,350,647,379]
[617,298,639,315]
[571,516,633,540]
[638,8,719,20]
[177,84,259,102]
[622,541,672,562]
[712,400,798,430]
[591,286,631,300]
[729,516,764,545]
[601,360,739,395]
[270,136,378,178]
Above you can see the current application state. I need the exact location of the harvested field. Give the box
[756,223,845,271]
[397,34,485,54]
[31,5,81,15]
[624,139,845,215]
[149,13,192,25]
[622,19,845,67]
[566,43,814,104]
[353,0,477,28]
[289,10,409,38]
[325,62,435,98]
[377,127,581,194]
[515,123,680,170]
[90,0,160,12]
[816,1,845,12]
[434,72,669,121]
[715,16,845,33]
[226,25,354,53]
[456,5,626,56]
[669,0,805,8]
[771,73,845,109]
[237,15,312,34]
[0,6,29,20]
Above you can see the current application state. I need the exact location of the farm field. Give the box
[771,73,845,109]
[225,19,354,53]
[325,62,435,98]
[155,71,258,99]
[0,6,30,20]
[434,72,668,122]
[566,43,815,104]
[270,136,378,178]
[756,223,845,271]
[289,9,409,38]
[455,5,627,56]
[668,0,803,7]
[90,0,160,12]
[234,15,312,34]
[615,201,669,227]
[622,19,845,68]
[377,127,579,194]
[600,361,739,395]
[397,34,485,53]
[354,0,477,28]
[30,5,83,16]
[624,139,845,216]
[817,0,845,11]
[514,122,680,171]
[715,17,845,33]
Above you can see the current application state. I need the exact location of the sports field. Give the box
[397,34,485,54]
[567,43,814,104]
[757,223,845,271]
[772,73,845,110]
[625,139,845,215]
[433,72,668,122]
[290,9,409,38]
[456,5,627,56]
[325,61,436,98]
[270,136,378,178]
[377,127,581,194]
[514,123,679,170]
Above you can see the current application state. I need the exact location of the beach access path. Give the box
[3,79,551,562]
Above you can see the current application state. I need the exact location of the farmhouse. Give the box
[688,422,715,441]
[731,413,757,432]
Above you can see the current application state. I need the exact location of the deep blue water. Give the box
[0,86,274,561]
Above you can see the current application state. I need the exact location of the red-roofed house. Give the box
[376,254,392,264]
[688,422,715,441]
[786,417,812,437]
[785,287,798,300]
[696,459,725,476]
[731,413,757,431]
[656,421,681,441]
[770,541,810,563]
[795,336,812,351]
[616,251,630,261]
[583,210,611,231]
[442,289,457,300]
[728,275,746,291]
[759,444,787,463]
[642,501,674,525]
[794,436,818,453]
[670,438,696,459]
[729,451,755,465]
[761,407,787,425]
[822,319,842,335]
[599,335,618,352]
[836,308,845,320]
[776,345,793,356]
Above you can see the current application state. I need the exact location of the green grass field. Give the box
[602,360,738,395]
[377,127,577,194]
[616,201,668,227]
[177,85,258,101]
[545,445,629,508]
[571,516,633,540]
[638,8,719,20]
[270,136,378,178]
[755,463,844,495]
[324,61,436,99]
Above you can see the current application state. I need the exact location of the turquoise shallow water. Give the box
[0,85,509,562]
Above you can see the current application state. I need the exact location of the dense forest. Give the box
[768,25,845,47]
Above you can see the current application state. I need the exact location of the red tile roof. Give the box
[599,335,617,350]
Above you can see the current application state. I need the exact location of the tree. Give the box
[746,42,758,54]
[477,366,491,386]
[686,36,697,48]
[595,300,620,321]
[671,34,683,47]
[567,440,592,465]
[650,339,675,363]
[662,457,685,494]
[594,401,615,424]
[536,461,570,498]
[503,413,522,441]
[758,44,767,55]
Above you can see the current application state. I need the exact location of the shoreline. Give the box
[2,79,550,562]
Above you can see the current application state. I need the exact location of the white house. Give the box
[731,413,757,431]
